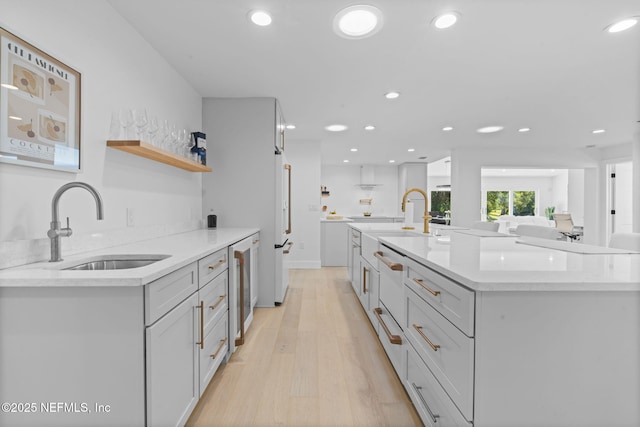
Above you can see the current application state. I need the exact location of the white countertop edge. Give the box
[0,227,259,288]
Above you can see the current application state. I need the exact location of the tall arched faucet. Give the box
[48,182,104,262]
[401,187,430,234]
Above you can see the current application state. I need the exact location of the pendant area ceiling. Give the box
[108,0,640,166]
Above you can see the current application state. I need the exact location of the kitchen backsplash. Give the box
[0,220,203,270]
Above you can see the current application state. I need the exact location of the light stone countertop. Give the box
[0,228,258,287]
[379,232,640,292]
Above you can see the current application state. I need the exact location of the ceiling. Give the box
[108,0,640,166]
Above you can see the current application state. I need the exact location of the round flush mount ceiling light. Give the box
[518,127,531,133]
[606,17,638,33]
[249,10,272,26]
[364,125,376,130]
[408,148,415,152]
[592,129,606,134]
[442,126,453,131]
[350,148,358,152]
[384,91,400,99]
[477,125,504,134]
[334,5,384,39]
[389,160,396,163]
[325,124,348,132]
[433,12,459,29]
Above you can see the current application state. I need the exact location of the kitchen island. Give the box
[350,223,640,427]
[0,227,258,427]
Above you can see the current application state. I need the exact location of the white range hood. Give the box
[357,165,382,189]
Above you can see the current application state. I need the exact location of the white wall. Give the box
[286,141,321,268]
[321,165,400,217]
[0,1,202,266]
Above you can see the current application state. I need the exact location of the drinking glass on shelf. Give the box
[120,109,135,139]
[147,116,159,146]
[133,108,148,140]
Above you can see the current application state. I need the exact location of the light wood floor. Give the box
[186,267,422,427]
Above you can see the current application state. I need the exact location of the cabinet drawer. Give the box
[200,272,228,331]
[145,263,198,325]
[405,257,474,337]
[405,344,472,427]
[199,315,228,395]
[198,248,228,287]
[374,302,404,377]
[406,287,474,421]
[378,245,405,327]
[351,229,361,246]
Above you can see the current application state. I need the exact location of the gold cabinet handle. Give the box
[411,382,440,424]
[252,239,260,244]
[196,301,204,349]
[413,324,440,352]
[373,308,402,345]
[210,337,228,359]
[209,294,226,311]
[413,278,441,296]
[374,251,403,271]
[208,259,226,270]
[362,266,368,294]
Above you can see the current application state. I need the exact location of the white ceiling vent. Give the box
[358,165,382,189]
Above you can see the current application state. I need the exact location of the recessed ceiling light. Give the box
[518,127,531,133]
[477,125,504,134]
[442,126,453,131]
[389,160,395,163]
[592,129,606,134]
[325,124,348,132]
[343,159,350,163]
[8,115,22,120]
[286,124,296,130]
[364,125,375,131]
[585,144,597,148]
[249,10,272,26]
[334,5,384,39]
[1,83,18,90]
[433,12,459,29]
[384,91,400,99]
[408,148,415,152]
[606,17,638,33]
[350,148,358,152]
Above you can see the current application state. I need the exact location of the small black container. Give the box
[207,214,217,228]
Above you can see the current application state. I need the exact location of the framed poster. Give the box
[0,27,81,172]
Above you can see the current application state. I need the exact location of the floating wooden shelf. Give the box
[107,140,211,172]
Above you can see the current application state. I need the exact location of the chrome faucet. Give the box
[401,187,430,234]
[48,182,104,262]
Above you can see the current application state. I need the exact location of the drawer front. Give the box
[200,272,228,331]
[378,246,405,327]
[374,302,404,377]
[406,287,474,420]
[199,315,228,395]
[405,257,475,337]
[145,263,198,325]
[405,344,472,426]
[351,229,361,246]
[198,248,228,287]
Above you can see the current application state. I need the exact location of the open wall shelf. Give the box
[107,140,211,172]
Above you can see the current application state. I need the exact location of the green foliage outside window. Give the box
[486,191,509,221]
[430,191,450,215]
[513,191,535,216]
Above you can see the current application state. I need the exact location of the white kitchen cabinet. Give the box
[321,220,349,266]
[358,256,379,332]
[250,232,260,307]
[146,292,199,427]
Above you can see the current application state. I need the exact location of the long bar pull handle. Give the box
[208,259,226,270]
[413,324,440,352]
[413,278,441,296]
[210,338,228,360]
[209,294,226,311]
[411,382,440,423]
[196,301,204,349]
[234,250,245,346]
[285,164,292,234]
[374,251,403,271]
[373,308,402,345]
[362,266,368,294]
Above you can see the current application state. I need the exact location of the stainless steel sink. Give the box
[63,254,170,270]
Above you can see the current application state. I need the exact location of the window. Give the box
[430,191,450,215]
[485,190,537,221]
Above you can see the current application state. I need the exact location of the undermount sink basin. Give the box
[62,254,170,271]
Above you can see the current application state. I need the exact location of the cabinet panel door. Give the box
[199,315,228,394]
[146,293,199,427]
